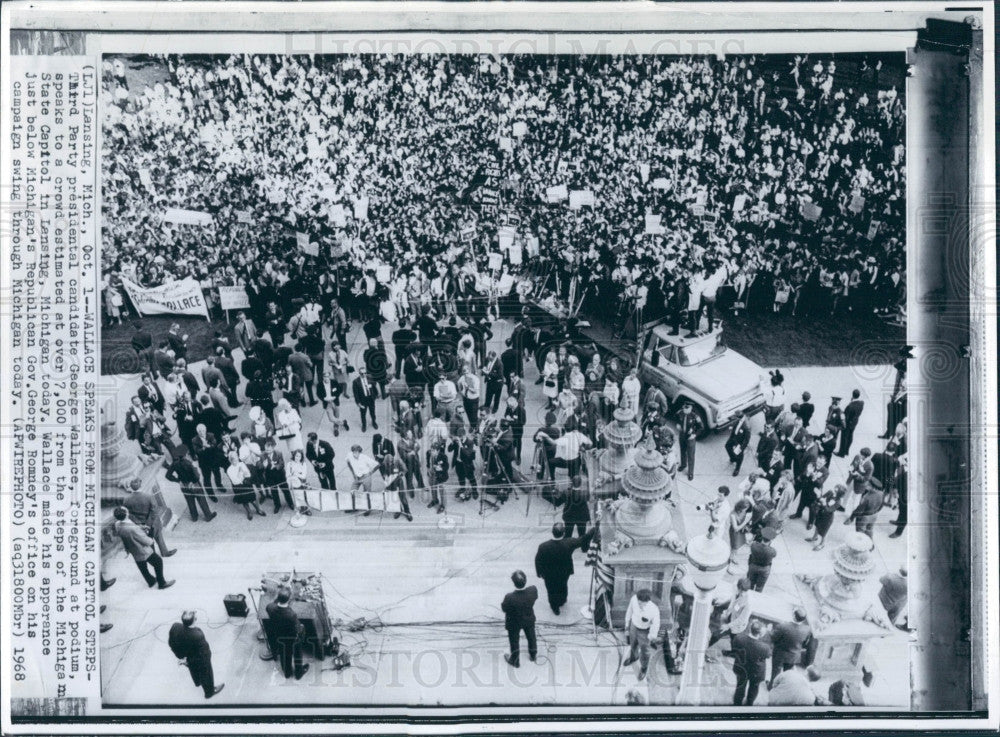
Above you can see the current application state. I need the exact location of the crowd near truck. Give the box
[636,320,767,438]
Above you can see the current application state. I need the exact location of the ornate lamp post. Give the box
[675,524,731,705]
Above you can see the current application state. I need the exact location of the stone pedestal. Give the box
[586,407,641,500]
[597,434,688,628]
[792,532,905,677]
[100,418,171,556]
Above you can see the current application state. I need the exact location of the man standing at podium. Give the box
[265,587,309,680]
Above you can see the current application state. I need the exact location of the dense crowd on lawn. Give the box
[101,52,906,331]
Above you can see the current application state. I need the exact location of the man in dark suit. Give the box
[725,410,752,477]
[165,447,217,522]
[167,323,189,361]
[131,321,156,376]
[305,432,336,490]
[168,611,224,698]
[482,350,505,414]
[288,348,316,406]
[796,391,815,430]
[501,570,538,667]
[755,424,779,472]
[122,477,176,557]
[746,527,777,592]
[264,587,309,680]
[137,373,166,415]
[731,620,772,706]
[189,424,226,501]
[769,608,813,687]
[214,347,241,407]
[153,341,175,378]
[352,368,379,432]
[836,389,865,457]
[676,403,704,480]
[534,522,596,615]
[391,318,416,378]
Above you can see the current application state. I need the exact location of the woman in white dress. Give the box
[285,449,312,516]
[274,398,304,456]
[621,367,642,419]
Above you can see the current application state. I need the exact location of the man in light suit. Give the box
[122,477,176,557]
[234,311,258,353]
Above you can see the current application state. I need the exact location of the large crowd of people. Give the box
[101,52,906,333]
[103,51,909,705]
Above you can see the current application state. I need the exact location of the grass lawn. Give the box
[101,314,237,375]
[722,310,906,368]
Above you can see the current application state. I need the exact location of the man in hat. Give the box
[725,410,752,477]
[836,389,865,457]
[846,478,884,537]
[676,403,703,481]
[168,611,224,699]
[769,608,814,688]
[501,570,538,668]
[746,528,778,592]
[846,447,875,511]
[122,477,176,558]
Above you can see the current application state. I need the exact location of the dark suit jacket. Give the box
[168,622,212,664]
[180,370,201,398]
[372,435,395,459]
[501,586,538,628]
[534,528,596,581]
[306,439,335,468]
[216,355,240,388]
[728,421,751,449]
[844,399,865,429]
[352,377,377,406]
[138,384,165,413]
[265,602,302,640]
[167,332,188,359]
[731,632,772,680]
[771,621,813,666]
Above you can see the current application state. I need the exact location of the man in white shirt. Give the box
[623,589,660,680]
[347,444,379,516]
[433,375,458,422]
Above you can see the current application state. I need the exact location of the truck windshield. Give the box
[677,334,726,366]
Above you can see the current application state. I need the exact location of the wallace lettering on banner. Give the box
[121,277,210,319]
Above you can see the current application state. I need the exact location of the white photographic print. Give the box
[0,2,996,734]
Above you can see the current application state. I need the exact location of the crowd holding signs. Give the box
[101,52,905,327]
